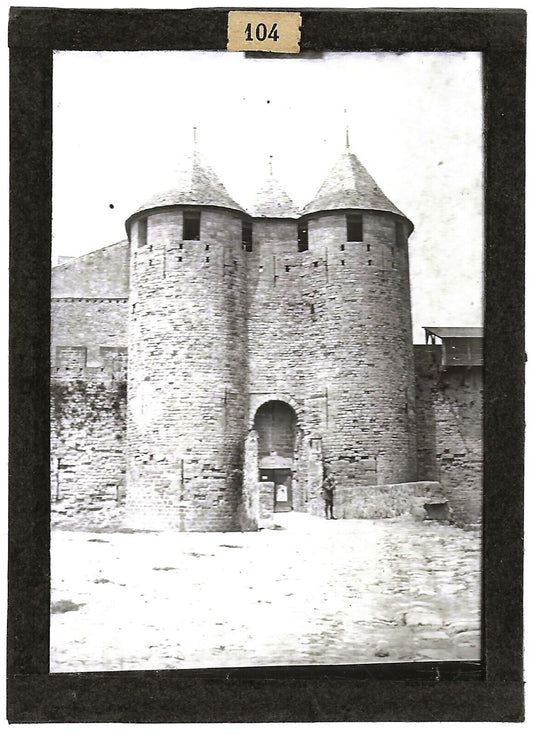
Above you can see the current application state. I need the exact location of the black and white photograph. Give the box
[49,48,484,673]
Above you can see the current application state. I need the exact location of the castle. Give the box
[50,141,483,531]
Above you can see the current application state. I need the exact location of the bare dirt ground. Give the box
[50,513,481,672]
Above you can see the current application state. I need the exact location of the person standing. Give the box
[323,466,336,520]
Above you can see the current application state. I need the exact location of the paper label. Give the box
[227,11,301,54]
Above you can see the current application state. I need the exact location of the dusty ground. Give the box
[50,513,481,672]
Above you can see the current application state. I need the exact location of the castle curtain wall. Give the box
[414,346,483,526]
[50,245,130,528]
[51,378,127,528]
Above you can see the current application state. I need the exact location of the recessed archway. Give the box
[254,400,297,512]
[254,400,297,466]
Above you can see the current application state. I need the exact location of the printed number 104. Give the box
[245,22,280,42]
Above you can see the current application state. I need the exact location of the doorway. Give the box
[254,400,297,514]
[260,467,293,512]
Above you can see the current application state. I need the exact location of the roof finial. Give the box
[343,108,350,151]
[193,126,197,147]
[269,155,273,176]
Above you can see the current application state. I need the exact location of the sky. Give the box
[52,50,483,342]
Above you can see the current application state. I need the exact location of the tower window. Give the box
[285,265,290,272]
[395,222,404,248]
[297,222,308,252]
[347,214,363,242]
[242,220,253,252]
[341,259,345,266]
[340,244,345,251]
[183,210,201,240]
[137,217,147,246]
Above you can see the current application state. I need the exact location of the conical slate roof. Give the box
[250,175,299,218]
[133,150,244,215]
[302,146,413,232]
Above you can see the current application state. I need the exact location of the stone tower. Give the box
[123,140,417,531]
[298,141,418,497]
[125,151,249,531]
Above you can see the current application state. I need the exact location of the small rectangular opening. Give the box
[341,259,345,266]
[242,220,253,252]
[297,221,308,252]
[183,210,201,240]
[347,214,363,242]
[340,244,345,251]
[285,265,290,272]
[137,218,147,246]
[395,222,404,248]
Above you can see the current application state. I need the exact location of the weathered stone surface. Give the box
[50,380,127,529]
[414,347,482,526]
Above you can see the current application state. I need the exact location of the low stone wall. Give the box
[50,378,127,530]
[51,496,126,531]
[338,481,444,520]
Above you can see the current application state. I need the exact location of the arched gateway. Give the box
[254,401,297,512]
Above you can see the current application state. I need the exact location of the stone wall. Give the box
[338,480,443,520]
[52,240,129,298]
[50,378,127,529]
[51,298,128,371]
[414,346,483,526]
